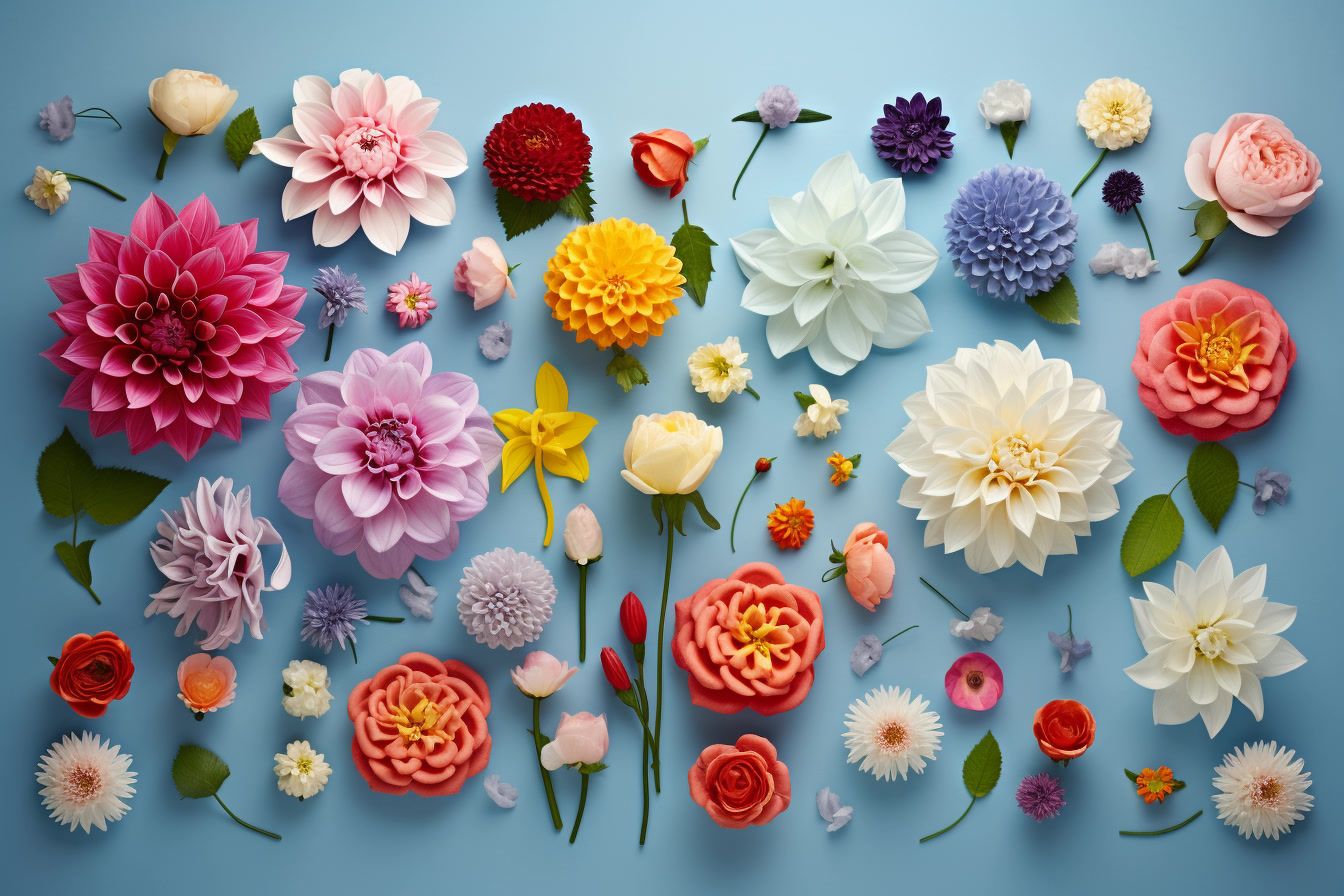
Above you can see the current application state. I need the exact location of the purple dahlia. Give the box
[871,93,955,175]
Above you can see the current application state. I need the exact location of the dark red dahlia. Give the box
[483,102,591,202]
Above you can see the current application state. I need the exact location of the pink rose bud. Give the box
[562,504,602,565]
[454,236,517,310]
[509,650,577,699]
[540,711,609,770]
[841,522,895,612]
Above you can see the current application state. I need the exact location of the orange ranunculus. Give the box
[689,733,790,828]
[673,562,825,715]
[348,652,491,797]
[842,522,895,611]
[177,653,237,715]
[49,631,134,718]
[1033,699,1096,763]
[630,129,697,197]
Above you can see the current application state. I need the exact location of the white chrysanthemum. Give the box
[1212,741,1312,840]
[1076,77,1152,150]
[843,686,942,781]
[1125,546,1305,737]
[25,166,71,214]
[274,741,331,800]
[732,152,939,375]
[36,732,136,833]
[281,659,333,719]
[688,337,754,403]
[886,340,1132,574]
[795,384,848,439]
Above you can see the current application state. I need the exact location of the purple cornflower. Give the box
[871,93,955,174]
[1016,773,1066,821]
[39,96,77,140]
[756,86,801,129]
[313,266,367,329]
[1252,467,1290,515]
[1102,170,1145,215]
[301,584,368,655]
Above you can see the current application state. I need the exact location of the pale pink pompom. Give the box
[453,237,516,310]
[385,272,436,328]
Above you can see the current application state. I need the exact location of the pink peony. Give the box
[841,522,895,612]
[454,237,517,310]
[1133,279,1296,441]
[253,69,467,255]
[385,272,436,328]
[42,194,304,459]
[1185,114,1322,237]
[278,342,502,579]
[944,652,1003,711]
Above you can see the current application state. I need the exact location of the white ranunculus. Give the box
[887,340,1132,575]
[1124,546,1305,738]
[620,412,723,496]
[732,153,939,376]
[978,80,1031,126]
[148,69,238,136]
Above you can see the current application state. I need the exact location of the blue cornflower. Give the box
[301,584,368,656]
[312,266,366,362]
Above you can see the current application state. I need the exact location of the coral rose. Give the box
[49,632,134,718]
[1185,114,1322,237]
[1133,279,1295,440]
[630,129,697,198]
[841,522,894,611]
[348,652,491,796]
[176,653,237,715]
[1033,699,1095,762]
[689,733,790,828]
[673,562,825,715]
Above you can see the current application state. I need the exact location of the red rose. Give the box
[630,129,697,198]
[49,632,134,718]
[689,734,790,828]
[1033,699,1096,762]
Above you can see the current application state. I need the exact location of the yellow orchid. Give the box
[494,363,597,546]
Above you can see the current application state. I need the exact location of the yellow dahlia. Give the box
[543,218,684,351]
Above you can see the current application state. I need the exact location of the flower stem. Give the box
[350,640,358,664]
[323,325,336,362]
[1133,205,1156,260]
[63,173,126,202]
[365,615,403,624]
[1167,476,1188,497]
[635,661,659,793]
[1065,604,1074,639]
[730,466,769,553]
[1179,239,1215,276]
[577,564,588,662]
[882,624,919,645]
[744,385,761,400]
[532,697,563,830]
[731,124,769,200]
[535,454,555,546]
[156,130,179,180]
[1119,809,1203,837]
[1072,148,1108,196]
[213,794,280,840]
[632,671,652,843]
[76,107,122,128]
[67,513,100,605]
[652,523,675,789]
[919,577,968,620]
[568,773,590,844]
[920,795,976,843]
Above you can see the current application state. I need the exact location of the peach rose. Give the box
[49,631,134,718]
[672,562,825,715]
[454,237,516,310]
[1185,114,1322,237]
[177,653,237,715]
[348,652,491,796]
[689,734,790,828]
[1133,279,1295,441]
[841,522,894,612]
[630,129,697,198]
[1033,699,1095,763]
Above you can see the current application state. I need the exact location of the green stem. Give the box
[156,130,179,181]
[577,564,588,662]
[1072,148,1108,196]
[1120,809,1203,837]
[882,624,919,645]
[76,108,122,128]
[635,661,659,793]
[365,615,403,624]
[919,577,968,620]
[731,124,769,200]
[1179,238,1215,276]
[729,465,771,553]
[533,698,563,830]
[680,198,691,227]
[350,640,357,664]
[652,524,675,786]
[632,672,652,843]
[920,796,976,843]
[568,773,590,844]
[1167,476,1187,497]
[63,173,125,201]
[213,793,280,840]
[744,385,760,400]
[71,513,79,544]
[1133,205,1155,260]
[155,151,170,180]
[323,325,336,362]
[1065,604,1074,639]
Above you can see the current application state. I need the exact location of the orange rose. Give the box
[1033,699,1096,763]
[630,128,697,197]
[49,631,134,718]
[689,733,790,828]
[348,652,491,796]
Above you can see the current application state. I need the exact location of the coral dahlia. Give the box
[484,103,591,203]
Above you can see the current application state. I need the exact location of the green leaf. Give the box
[1187,442,1239,532]
[794,109,832,123]
[962,731,1002,798]
[664,494,687,536]
[495,188,559,240]
[794,390,816,410]
[54,539,94,587]
[223,108,261,170]
[1121,494,1185,577]
[1026,276,1080,325]
[999,120,1021,157]
[692,136,709,155]
[1179,199,1210,211]
[1193,201,1230,240]
[1124,768,1140,783]
[650,495,665,535]
[37,428,95,518]
[82,467,170,526]
[606,348,649,393]
[686,490,721,530]
[557,170,595,223]
[173,744,231,799]
[671,206,716,307]
[732,110,763,123]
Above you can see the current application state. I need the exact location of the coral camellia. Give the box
[42,194,304,459]
[484,103,591,203]
[278,343,502,579]
[348,653,491,796]
[689,734,791,828]
[672,561,825,715]
[1132,279,1296,441]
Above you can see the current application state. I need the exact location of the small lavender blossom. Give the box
[850,634,883,676]
[756,85,801,128]
[1252,467,1290,515]
[484,774,518,809]
[399,568,438,620]
[1048,603,1091,672]
[1016,773,1066,821]
[816,787,853,832]
[39,96,76,140]
[300,584,368,653]
[478,320,512,360]
[313,266,367,329]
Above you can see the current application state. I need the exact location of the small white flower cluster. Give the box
[281,659,333,719]
[1089,242,1158,279]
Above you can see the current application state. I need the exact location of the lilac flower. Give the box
[871,93,955,174]
[39,96,76,140]
[479,320,512,360]
[1048,604,1091,673]
[756,86,801,128]
[399,568,438,620]
[457,548,556,649]
[1252,468,1290,515]
[1016,773,1066,821]
[1102,170,1144,214]
[850,634,883,676]
[816,787,853,832]
[313,266,367,329]
[484,774,518,809]
[301,584,368,654]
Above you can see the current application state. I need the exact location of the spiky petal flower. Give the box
[313,266,366,329]
[1212,741,1312,840]
[887,340,1132,574]
[36,732,136,833]
[42,194,305,459]
[842,685,942,781]
[147,477,291,650]
[457,547,557,649]
[871,93,955,175]
[301,584,368,653]
[1102,169,1145,214]
[1016,773,1065,821]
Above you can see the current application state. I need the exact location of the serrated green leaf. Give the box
[173,744,231,799]
[556,170,594,223]
[999,120,1021,157]
[686,490,720,530]
[962,731,1001,798]
[794,109,832,123]
[1179,199,1209,211]
[1194,201,1229,241]
[1026,276,1080,325]
[495,188,559,240]
[671,208,716,307]
[1121,494,1185,577]
[224,108,261,171]
[732,110,763,123]
[82,467,170,526]
[37,428,95,518]
[606,348,648,393]
[1187,442,1239,532]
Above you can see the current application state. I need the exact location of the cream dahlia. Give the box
[36,732,136,833]
[887,341,1131,574]
[274,740,332,800]
[1212,741,1312,840]
[842,686,942,781]
[1076,77,1152,151]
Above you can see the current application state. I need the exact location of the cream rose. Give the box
[620,412,723,496]
[148,69,237,136]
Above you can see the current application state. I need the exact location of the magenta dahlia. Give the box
[278,342,503,579]
[42,194,304,460]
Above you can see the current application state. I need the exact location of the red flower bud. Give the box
[620,591,647,644]
[600,646,632,692]
[755,457,773,473]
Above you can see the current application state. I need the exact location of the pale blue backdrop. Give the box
[2,0,1337,892]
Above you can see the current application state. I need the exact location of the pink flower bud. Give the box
[509,650,577,699]
[454,236,517,310]
[540,711,609,770]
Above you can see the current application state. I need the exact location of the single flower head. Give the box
[843,685,942,781]
[978,80,1031,126]
[688,337,753,402]
[1135,766,1176,804]
[563,504,603,564]
[794,384,848,438]
[281,659,332,719]
[757,86,801,128]
[479,320,512,360]
[49,632,134,718]
[630,128,698,197]
[1016,772,1065,821]
[1089,242,1157,279]
[1048,630,1092,673]
[1033,699,1095,763]
[385,272,436,328]
[689,734,791,828]
[398,568,439,620]
[459,548,557,649]
[313,266,367,329]
[620,411,723,496]
[301,584,367,654]
[540,712,609,770]
[767,498,814,550]
[1212,740,1312,840]
[148,69,237,136]
[1076,77,1152,150]
[274,740,331,800]
[850,634,884,677]
[510,650,577,699]
[952,607,1005,642]
[177,654,237,715]
[484,103,591,202]
[620,592,647,644]
[827,452,857,486]
[816,787,853,832]
[944,652,1004,711]
[36,732,136,833]
[1252,468,1290,515]
[1102,169,1145,214]
[25,166,71,214]
[871,93,955,174]
[483,774,518,808]
[39,96,77,140]
[455,236,517,310]
[599,647,632,692]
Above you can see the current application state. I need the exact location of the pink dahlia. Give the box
[385,272,436,328]
[42,194,304,459]
[278,343,502,579]
[253,69,467,255]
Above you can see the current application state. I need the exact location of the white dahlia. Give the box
[274,740,332,800]
[1125,546,1305,737]
[886,340,1131,574]
[1212,741,1312,840]
[731,152,939,375]
[843,686,942,781]
[36,732,136,833]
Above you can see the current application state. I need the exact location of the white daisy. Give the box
[36,732,136,833]
[274,741,332,800]
[688,337,755,403]
[1212,741,1312,840]
[843,686,942,781]
[794,384,848,439]
[281,659,333,719]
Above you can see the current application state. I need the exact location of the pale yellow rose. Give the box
[620,412,723,496]
[148,69,238,136]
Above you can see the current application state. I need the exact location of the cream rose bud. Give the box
[620,411,724,496]
[563,504,603,564]
[540,712,609,770]
[510,650,578,699]
[148,69,238,136]
[978,80,1031,126]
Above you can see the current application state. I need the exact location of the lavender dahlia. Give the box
[871,93,955,174]
[458,547,556,649]
[1016,772,1066,821]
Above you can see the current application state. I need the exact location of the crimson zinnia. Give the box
[483,103,591,202]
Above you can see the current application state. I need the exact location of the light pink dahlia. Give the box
[253,69,467,255]
[279,343,502,579]
[41,194,304,460]
[385,272,436,328]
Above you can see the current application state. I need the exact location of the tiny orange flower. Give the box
[827,452,859,486]
[767,497,814,550]
[1135,766,1175,803]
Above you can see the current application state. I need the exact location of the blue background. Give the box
[2,0,1337,891]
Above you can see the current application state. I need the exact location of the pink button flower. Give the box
[385,272,436,328]
[944,652,1003,711]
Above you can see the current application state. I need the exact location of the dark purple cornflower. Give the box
[871,93,955,174]
[1102,169,1145,214]
[1016,773,1066,821]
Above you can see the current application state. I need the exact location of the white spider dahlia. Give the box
[731,152,939,375]
[886,341,1131,574]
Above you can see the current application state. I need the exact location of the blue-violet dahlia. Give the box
[871,93,955,175]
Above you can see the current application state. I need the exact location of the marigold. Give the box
[543,218,684,351]
[827,452,855,486]
[1136,766,1175,804]
[767,498,814,550]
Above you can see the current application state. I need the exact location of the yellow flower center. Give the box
[1250,775,1283,807]
[989,435,1057,484]
[1107,100,1129,119]
[390,696,451,747]
[877,721,908,752]
[1192,623,1229,660]
[1198,333,1238,372]
[404,293,420,310]
[732,603,793,672]
[710,355,734,377]
[1173,311,1260,390]
[296,756,313,775]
